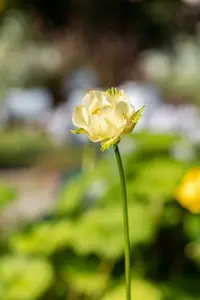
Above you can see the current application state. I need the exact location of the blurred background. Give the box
[0,0,200,299]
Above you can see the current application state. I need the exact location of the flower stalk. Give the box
[70,87,144,300]
[114,144,131,300]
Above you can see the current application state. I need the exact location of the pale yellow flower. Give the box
[175,168,200,213]
[71,88,144,151]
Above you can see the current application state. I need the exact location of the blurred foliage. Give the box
[102,279,162,300]
[0,183,16,208]
[0,255,54,300]
[0,129,82,168]
[0,0,200,101]
[0,132,200,299]
[0,129,51,167]
[0,0,199,296]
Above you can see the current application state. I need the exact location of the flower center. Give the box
[92,108,101,115]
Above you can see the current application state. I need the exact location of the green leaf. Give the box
[129,158,188,202]
[10,220,73,256]
[61,258,110,297]
[0,256,53,300]
[55,174,91,215]
[70,204,156,259]
[184,215,200,241]
[56,157,117,214]
[102,279,162,300]
[161,277,200,300]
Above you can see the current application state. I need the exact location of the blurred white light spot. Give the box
[183,0,200,6]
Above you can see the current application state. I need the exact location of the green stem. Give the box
[114,145,131,300]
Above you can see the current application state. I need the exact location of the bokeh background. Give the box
[0,0,200,299]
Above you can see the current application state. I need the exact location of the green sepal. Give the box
[133,105,145,124]
[100,137,121,152]
[70,128,86,135]
[105,87,121,96]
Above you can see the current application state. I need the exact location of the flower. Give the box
[71,88,144,151]
[175,168,200,213]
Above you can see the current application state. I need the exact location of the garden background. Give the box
[0,0,200,299]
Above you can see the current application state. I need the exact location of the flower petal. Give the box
[116,101,135,118]
[106,88,130,106]
[87,114,114,141]
[86,115,103,142]
[72,104,89,129]
[100,106,126,129]
[83,90,109,115]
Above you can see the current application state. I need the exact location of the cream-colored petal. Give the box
[116,101,135,118]
[123,119,136,134]
[82,106,89,124]
[106,88,124,105]
[86,115,104,142]
[87,134,103,142]
[83,90,109,115]
[99,109,126,151]
[106,89,131,107]
[100,106,126,129]
[99,118,112,138]
[118,90,131,104]
[72,104,89,129]
[89,114,115,140]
